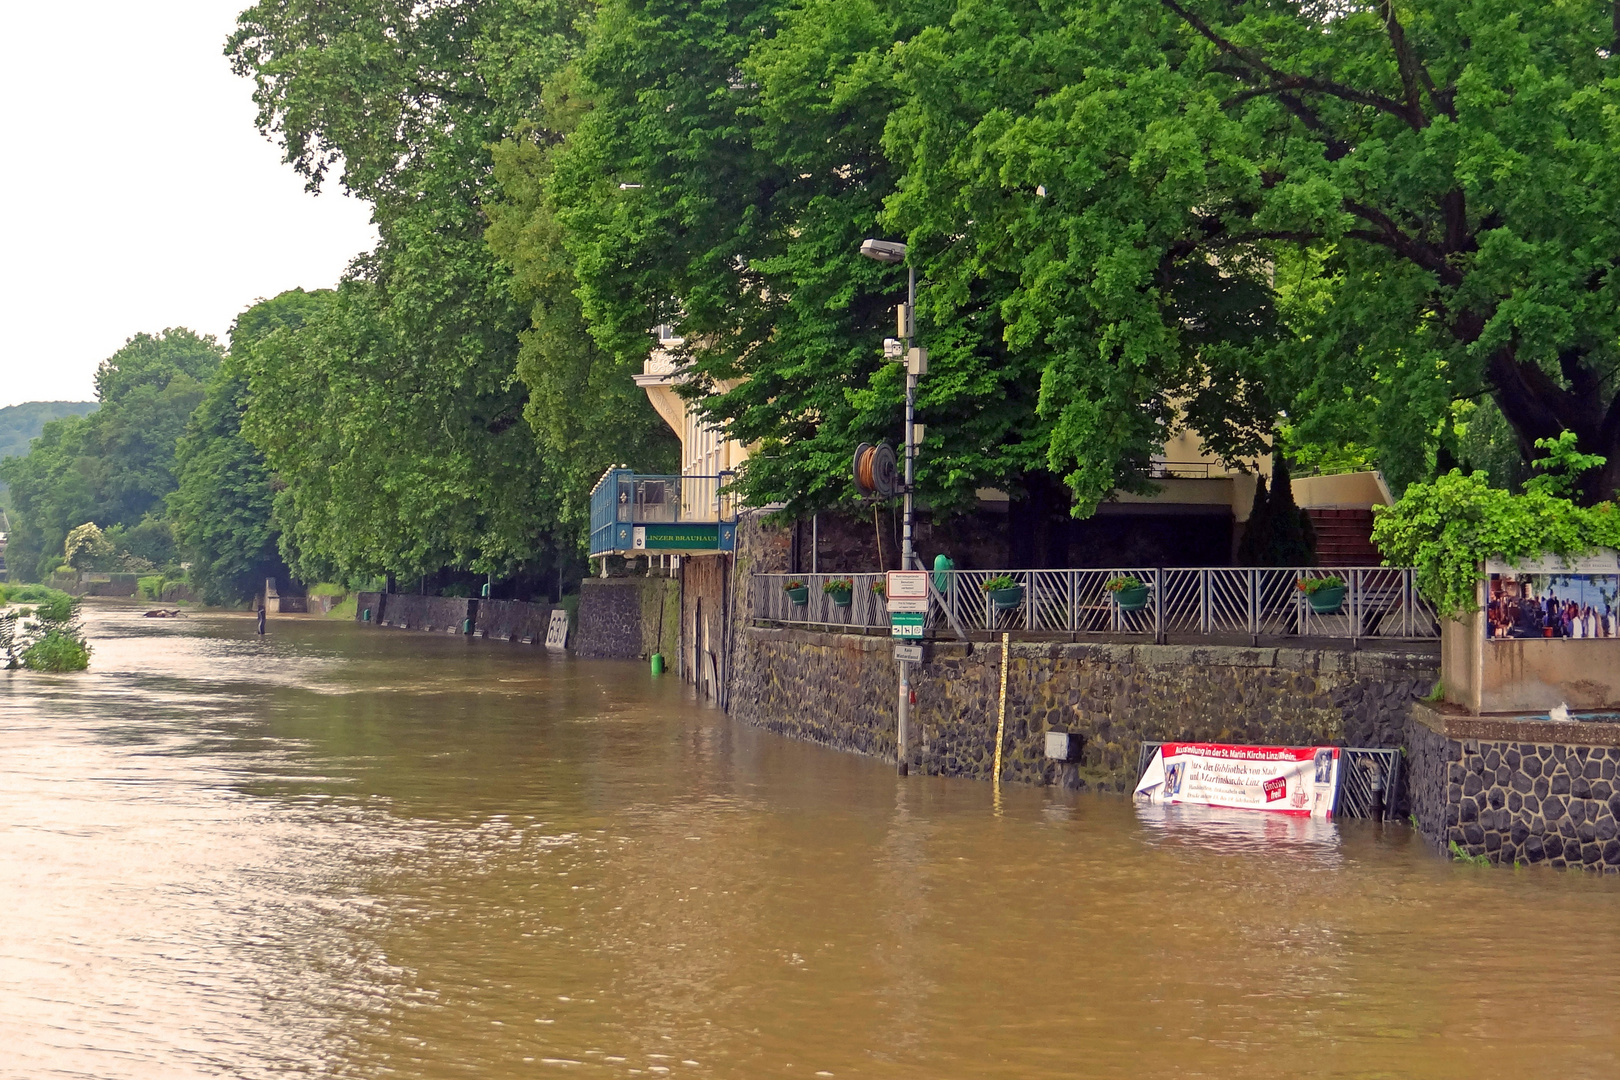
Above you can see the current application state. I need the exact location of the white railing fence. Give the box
[750,568,1439,643]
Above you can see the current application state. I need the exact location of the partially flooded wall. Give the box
[729,627,1438,792]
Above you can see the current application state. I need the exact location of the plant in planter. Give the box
[871,578,886,596]
[824,578,854,607]
[1297,575,1347,614]
[981,574,1024,611]
[1105,575,1150,612]
[784,579,809,606]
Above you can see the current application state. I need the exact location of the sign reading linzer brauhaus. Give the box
[1135,743,1342,819]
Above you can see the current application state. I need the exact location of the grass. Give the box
[310,582,348,596]
[1448,840,1493,867]
[0,583,73,606]
[325,595,357,620]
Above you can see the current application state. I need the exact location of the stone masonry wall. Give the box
[730,627,1438,791]
[475,598,557,644]
[375,595,475,633]
[1407,706,1620,872]
[577,577,679,659]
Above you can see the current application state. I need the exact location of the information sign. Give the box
[894,643,924,662]
[886,570,928,605]
[890,611,925,639]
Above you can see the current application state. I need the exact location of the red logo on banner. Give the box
[1263,777,1287,803]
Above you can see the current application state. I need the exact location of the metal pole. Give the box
[896,263,918,777]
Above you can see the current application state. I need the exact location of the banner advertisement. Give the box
[1134,743,1341,819]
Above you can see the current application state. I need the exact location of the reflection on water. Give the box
[1135,803,1346,859]
[2,606,1618,1079]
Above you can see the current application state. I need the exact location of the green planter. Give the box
[988,585,1025,612]
[828,588,853,608]
[1306,584,1346,615]
[786,586,809,606]
[1113,583,1150,612]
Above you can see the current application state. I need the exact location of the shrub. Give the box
[982,574,1019,592]
[23,630,91,672]
[1104,576,1143,592]
[12,592,92,672]
[1372,434,1619,618]
[823,578,853,593]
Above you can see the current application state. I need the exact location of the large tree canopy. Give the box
[535,0,1060,517]
[227,0,653,585]
[0,330,222,579]
[886,0,1620,506]
[169,290,326,604]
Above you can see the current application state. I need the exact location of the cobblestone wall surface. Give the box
[1407,707,1620,872]
[731,627,1437,791]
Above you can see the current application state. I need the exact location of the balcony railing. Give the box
[589,468,739,556]
[749,567,1440,644]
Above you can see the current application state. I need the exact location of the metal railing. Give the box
[750,567,1440,643]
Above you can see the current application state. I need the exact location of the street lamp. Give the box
[860,237,922,776]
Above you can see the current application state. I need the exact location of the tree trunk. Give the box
[1487,348,1620,504]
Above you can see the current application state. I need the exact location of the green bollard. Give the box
[650,652,665,675]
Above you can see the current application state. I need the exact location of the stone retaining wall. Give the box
[475,598,557,643]
[1407,705,1620,871]
[577,577,679,659]
[373,594,475,633]
[731,626,1437,791]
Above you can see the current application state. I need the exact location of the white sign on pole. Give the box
[894,643,924,663]
[545,608,570,651]
[886,570,928,606]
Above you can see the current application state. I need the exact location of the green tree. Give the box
[0,330,221,579]
[228,0,632,586]
[170,290,326,605]
[541,0,1060,518]
[884,0,1620,506]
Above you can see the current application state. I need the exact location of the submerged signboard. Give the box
[1135,743,1342,819]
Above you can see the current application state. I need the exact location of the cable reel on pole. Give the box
[852,441,899,499]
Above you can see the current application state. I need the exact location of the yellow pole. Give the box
[993,632,1009,790]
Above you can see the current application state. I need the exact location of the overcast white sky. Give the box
[0,1,378,409]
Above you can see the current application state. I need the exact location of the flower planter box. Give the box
[1113,584,1150,612]
[827,589,853,608]
[987,585,1025,612]
[1306,584,1346,615]
[785,586,809,606]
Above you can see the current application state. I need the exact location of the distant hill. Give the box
[0,401,99,463]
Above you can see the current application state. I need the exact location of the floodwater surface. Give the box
[1,606,1616,1079]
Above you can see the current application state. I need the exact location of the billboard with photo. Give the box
[1485,572,1620,640]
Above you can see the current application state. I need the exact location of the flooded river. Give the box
[2,606,1617,1079]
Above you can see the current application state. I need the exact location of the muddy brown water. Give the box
[1,605,1616,1079]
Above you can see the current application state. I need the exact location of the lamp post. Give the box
[860,237,920,775]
